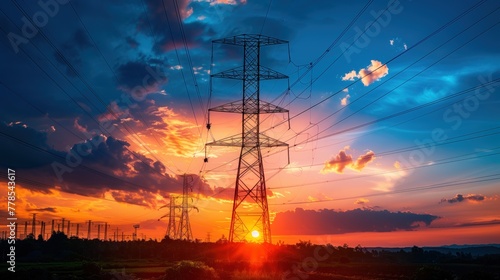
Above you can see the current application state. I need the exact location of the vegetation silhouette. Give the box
[1,231,499,279]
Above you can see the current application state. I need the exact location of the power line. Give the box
[303,10,499,143]
[272,0,375,105]
[202,1,493,178]
[210,123,500,176]
[202,81,498,175]
[268,148,500,190]
[269,173,500,206]
[259,0,273,35]
[262,0,487,137]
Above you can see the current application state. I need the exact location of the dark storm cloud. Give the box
[0,123,215,208]
[116,60,167,92]
[440,194,485,204]
[126,36,139,49]
[53,29,92,77]
[0,122,62,169]
[139,0,214,54]
[272,208,439,235]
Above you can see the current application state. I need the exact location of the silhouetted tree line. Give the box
[1,232,499,279]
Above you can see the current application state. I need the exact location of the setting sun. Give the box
[251,230,260,238]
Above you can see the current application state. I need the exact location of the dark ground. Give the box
[1,233,499,279]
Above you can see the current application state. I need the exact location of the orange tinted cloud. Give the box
[355,198,369,205]
[321,149,353,173]
[341,60,389,86]
[341,70,358,81]
[359,60,389,86]
[352,150,376,171]
[322,148,375,174]
[340,94,350,106]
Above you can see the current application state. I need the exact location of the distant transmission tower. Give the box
[178,174,199,240]
[206,34,290,243]
[159,175,198,241]
[165,195,178,238]
[159,195,179,239]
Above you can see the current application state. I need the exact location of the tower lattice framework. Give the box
[159,175,198,241]
[207,34,289,243]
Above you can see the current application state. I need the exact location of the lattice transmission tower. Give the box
[165,195,178,238]
[159,175,198,241]
[178,174,198,240]
[206,34,290,243]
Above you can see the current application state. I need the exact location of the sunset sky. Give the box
[1,0,499,247]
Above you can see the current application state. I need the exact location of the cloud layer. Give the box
[272,208,439,235]
[0,122,212,208]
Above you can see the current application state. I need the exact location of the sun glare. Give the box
[251,230,260,238]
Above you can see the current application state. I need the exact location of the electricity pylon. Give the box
[159,175,198,241]
[206,34,290,243]
[159,195,179,239]
[167,195,178,238]
[178,174,199,240]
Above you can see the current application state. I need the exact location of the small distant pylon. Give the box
[178,174,199,240]
[159,175,198,241]
[165,195,178,238]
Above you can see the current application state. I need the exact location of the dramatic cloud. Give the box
[272,208,439,235]
[440,194,486,204]
[0,122,60,170]
[53,29,92,77]
[322,148,375,174]
[341,60,389,86]
[139,0,214,53]
[116,61,168,99]
[0,123,212,208]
